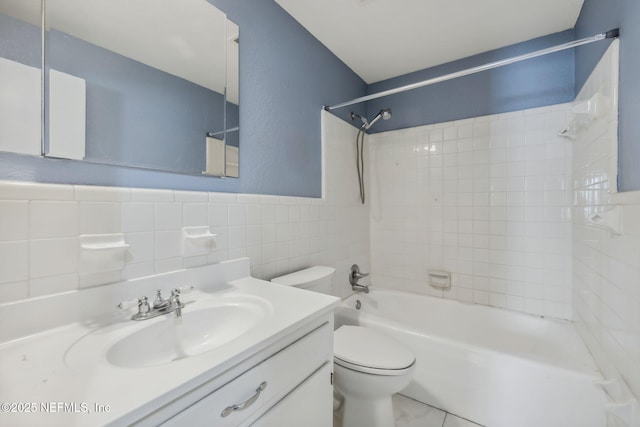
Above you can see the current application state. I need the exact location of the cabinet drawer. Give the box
[248,362,333,427]
[162,321,332,427]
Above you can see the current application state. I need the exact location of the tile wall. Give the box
[571,40,640,400]
[368,103,574,319]
[0,111,367,303]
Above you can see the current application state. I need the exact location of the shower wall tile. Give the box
[571,41,640,400]
[369,103,573,319]
[0,112,367,304]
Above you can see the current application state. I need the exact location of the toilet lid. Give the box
[334,326,415,371]
[270,266,335,288]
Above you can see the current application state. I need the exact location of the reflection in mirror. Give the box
[203,134,225,177]
[0,0,42,156]
[41,0,238,176]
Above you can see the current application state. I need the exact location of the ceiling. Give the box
[275,0,585,84]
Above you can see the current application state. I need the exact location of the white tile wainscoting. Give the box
[0,112,369,304]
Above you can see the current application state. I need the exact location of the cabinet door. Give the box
[250,362,333,427]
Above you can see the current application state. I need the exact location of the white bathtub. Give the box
[335,290,607,427]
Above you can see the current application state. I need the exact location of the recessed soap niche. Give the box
[428,270,451,288]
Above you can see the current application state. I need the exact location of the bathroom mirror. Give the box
[0,0,239,177]
[0,0,42,157]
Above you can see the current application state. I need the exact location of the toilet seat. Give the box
[334,326,415,376]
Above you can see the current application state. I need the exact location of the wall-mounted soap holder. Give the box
[79,233,130,274]
[596,376,640,427]
[182,226,217,257]
[428,270,451,288]
[587,206,622,235]
[558,93,609,139]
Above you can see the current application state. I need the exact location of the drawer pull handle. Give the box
[221,381,267,417]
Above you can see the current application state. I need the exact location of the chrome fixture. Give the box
[350,108,392,131]
[366,108,392,130]
[221,381,268,417]
[169,288,183,318]
[327,29,620,111]
[349,264,370,293]
[153,289,170,310]
[350,108,392,204]
[117,286,193,321]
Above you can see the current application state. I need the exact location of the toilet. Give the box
[271,267,415,427]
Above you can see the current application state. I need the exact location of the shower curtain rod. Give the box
[325,29,619,111]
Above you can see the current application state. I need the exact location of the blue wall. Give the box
[4,0,636,195]
[46,29,226,174]
[0,13,40,67]
[0,0,366,197]
[362,30,576,134]
[209,0,366,197]
[575,0,640,192]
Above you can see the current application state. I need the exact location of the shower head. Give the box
[350,108,392,130]
[366,108,392,130]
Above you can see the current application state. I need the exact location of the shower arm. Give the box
[365,113,383,130]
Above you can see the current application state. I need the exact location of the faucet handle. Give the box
[349,264,369,286]
[176,285,194,294]
[117,297,139,310]
[130,296,152,321]
[137,296,151,314]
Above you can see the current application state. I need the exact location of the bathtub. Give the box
[335,290,607,427]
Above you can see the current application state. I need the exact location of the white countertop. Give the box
[0,259,339,426]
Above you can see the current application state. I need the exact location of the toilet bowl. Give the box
[333,325,415,427]
[271,267,416,427]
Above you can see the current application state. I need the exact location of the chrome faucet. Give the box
[118,286,191,321]
[349,264,370,293]
[169,288,183,318]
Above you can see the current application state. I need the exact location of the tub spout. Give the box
[352,283,369,294]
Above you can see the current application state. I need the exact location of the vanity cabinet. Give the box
[0,259,340,427]
[157,315,334,427]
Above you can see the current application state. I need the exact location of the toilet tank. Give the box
[270,266,335,294]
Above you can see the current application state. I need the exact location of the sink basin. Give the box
[65,295,272,369]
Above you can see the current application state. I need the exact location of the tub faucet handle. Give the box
[354,270,369,279]
[349,264,370,292]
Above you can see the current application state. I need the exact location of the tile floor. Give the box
[392,395,483,427]
[334,394,484,427]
